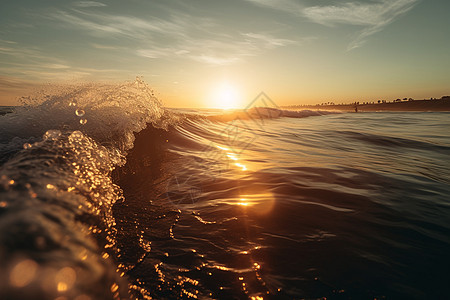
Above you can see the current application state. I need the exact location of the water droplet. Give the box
[55,267,76,292]
[23,143,32,149]
[110,283,119,293]
[44,130,61,140]
[80,119,87,125]
[75,109,85,117]
[10,259,38,287]
[69,130,84,141]
[57,282,68,292]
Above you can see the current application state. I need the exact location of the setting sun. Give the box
[211,82,242,110]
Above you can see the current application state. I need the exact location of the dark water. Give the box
[0,106,16,116]
[0,82,449,299]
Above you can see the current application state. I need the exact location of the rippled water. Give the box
[0,83,449,299]
[114,111,450,299]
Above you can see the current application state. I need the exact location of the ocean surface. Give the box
[0,81,449,299]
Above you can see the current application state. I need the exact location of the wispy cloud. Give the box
[192,55,240,66]
[73,1,106,8]
[242,33,296,48]
[0,39,17,45]
[136,31,297,66]
[48,7,188,42]
[246,0,419,50]
[50,10,181,38]
[303,0,418,50]
[0,76,35,91]
[137,48,177,59]
[0,40,121,81]
[90,43,123,50]
[0,43,63,62]
[245,0,304,13]
[48,8,297,66]
[50,11,122,34]
[0,76,40,105]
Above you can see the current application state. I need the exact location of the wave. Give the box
[0,79,340,299]
[207,106,338,123]
[335,130,450,153]
[0,78,169,299]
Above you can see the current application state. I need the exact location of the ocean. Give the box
[0,81,449,299]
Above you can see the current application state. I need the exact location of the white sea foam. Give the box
[0,78,166,299]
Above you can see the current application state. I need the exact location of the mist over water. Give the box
[0,82,449,299]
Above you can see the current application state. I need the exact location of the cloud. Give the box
[73,1,106,8]
[48,8,296,66]
[135,32,297,66]
[50,11,122,35]
[137,48,175,59]
[245,0,303,13]
[0,76,41,105]
[246,0,419,50]
[90,43,122,50]
[0,40,122,81]
[191,55,240,66]
[0,42,62,62]
[0,76,35,90]
[303,0,418,49]
[137,43,242,66]
[0,39,17,45]
[49,9,184,40]
[242,33,296,48]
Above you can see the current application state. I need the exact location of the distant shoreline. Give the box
[283,99,450,112]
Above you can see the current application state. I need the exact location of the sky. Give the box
[0,0,449,108]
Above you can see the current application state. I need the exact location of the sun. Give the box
[212,82,242,110]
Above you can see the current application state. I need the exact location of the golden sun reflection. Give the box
[215,144,249,172]
[235,163,247,171]
[227,153,238,160]
[233,192,276,215]
[237,198,249,206]
[216,145,229,151]
[213,143,275,213]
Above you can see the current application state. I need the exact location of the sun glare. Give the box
[212,82,242,110]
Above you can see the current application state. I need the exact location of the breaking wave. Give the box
[0,79,335,299]
[2,79,449,299]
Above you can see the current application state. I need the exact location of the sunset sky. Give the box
[0,0,449,108]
